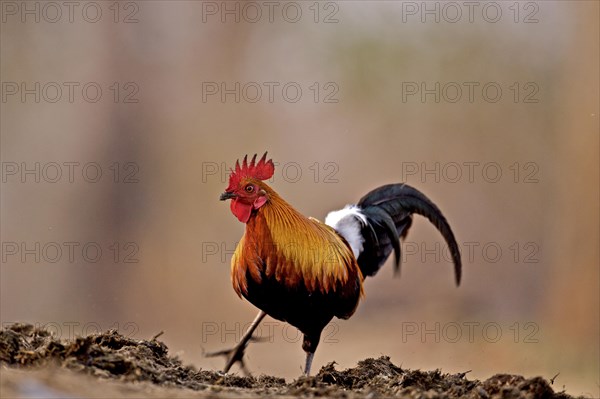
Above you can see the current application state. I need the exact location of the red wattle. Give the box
[231,200,252,223]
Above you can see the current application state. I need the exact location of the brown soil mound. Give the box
[0,323,578,398]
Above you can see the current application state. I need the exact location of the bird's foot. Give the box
[204,336,268,376]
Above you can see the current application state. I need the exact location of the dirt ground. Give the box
[0,323,582,398]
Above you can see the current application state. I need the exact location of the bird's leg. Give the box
[304,351,315,376]
[302,333,320,376]
[205,310,267,374]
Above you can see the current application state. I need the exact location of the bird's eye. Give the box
[245,185,254,193]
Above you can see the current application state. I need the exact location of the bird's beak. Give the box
[219,191,237,201]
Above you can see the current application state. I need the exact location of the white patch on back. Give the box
[324,205,367,259]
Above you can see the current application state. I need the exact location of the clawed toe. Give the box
[204,311,268,376]
[205,336,269,375]
[205,343,248,374]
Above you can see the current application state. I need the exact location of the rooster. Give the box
[211,152,461,376]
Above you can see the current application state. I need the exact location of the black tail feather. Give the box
[356,183,462,285]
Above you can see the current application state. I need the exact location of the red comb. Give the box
[226,152,275,191]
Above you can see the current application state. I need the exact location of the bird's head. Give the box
[220,152,275,223]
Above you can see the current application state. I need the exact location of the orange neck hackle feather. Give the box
[231,182,364,302]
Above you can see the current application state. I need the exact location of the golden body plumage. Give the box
[231,184,363,347]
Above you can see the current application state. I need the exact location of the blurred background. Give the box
[1,1,598,397]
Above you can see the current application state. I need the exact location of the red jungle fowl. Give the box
[210,152,462,376]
